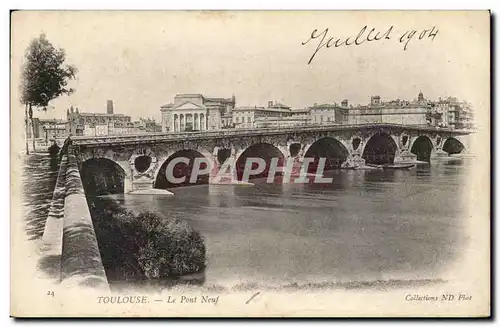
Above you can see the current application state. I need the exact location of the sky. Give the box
[10,11,490,124]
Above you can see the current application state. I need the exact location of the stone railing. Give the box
[71,123,472,146]
[60,154,109,289]
[40,156,68,259]
[41,154,109,290]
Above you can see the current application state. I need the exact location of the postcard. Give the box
[10,10,490,317]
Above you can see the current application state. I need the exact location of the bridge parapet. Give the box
[69,124,473,193]
[40,154,109,291]
[71,123,471,146]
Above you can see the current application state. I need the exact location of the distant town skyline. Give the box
[11,11,489,124]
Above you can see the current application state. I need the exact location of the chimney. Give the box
[107,100,114,114]
[268,100,273,108]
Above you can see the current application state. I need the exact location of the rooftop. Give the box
[39,118,66,123]
[78,112,128,117]
[309,103,338,109]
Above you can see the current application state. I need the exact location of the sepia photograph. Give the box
[9,10,490,317]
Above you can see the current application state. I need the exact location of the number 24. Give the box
[47,290,54,297]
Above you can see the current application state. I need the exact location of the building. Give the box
[131,117,162,133]
[66,100,132,136]
[83,123,109,136]
[159,91,471,132]
[27,118,68,140]
[308,102,349,125]
[442,97,474,129]
[254,115,310,128]
[426,96,474,129]
[232,101,299,129]
[160,94,235,132]
[346,93,428,126]
[29,100,163,139]
[428,100,450,128]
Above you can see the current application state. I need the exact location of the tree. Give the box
[20,33,77,153]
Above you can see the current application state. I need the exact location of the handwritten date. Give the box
[302,25,439,64]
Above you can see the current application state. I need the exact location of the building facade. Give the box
[347,93,428,126]
[308,102,350,125]
[159,92,472,133]
[254,115,311,128]
[27,118,68,140]
[160,94,236,133]
[67,100,132,136]
[232,101,300,129]
[426,96,474,129]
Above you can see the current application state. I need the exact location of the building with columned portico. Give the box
[160,92,472,133]
[160,94,235,132]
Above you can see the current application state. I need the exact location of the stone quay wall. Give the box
[41,154,109,290]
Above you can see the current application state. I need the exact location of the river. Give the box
[22,153,471,290]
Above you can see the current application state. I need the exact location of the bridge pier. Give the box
[340,137,366,168]
[209,146,251,185]
[429,135,449,159]
[124,175,133,193]
[131,175,155,192]
[342,141,365,169]
[129,176,173,195]
[342,154,366,169]
[394,150,417,164]
[430,149,449,159]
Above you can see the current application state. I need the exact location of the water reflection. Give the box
[22,153,60,240]
[208,185,237,208]
[140,159,470,286]
[22,153,472,289]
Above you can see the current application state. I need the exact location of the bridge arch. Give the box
[442,137,465,155]
[154,149,214,189]
[361,132,399,165]
[235,143,287,181]
[80,157,127,196]
[410,135,434,162]
[302,137,349,173]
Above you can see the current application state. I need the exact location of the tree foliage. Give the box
[20,33,77,109]
[88,197,207,283]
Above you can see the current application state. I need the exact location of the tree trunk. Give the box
[24,104,29,155]
[29,103,35,152]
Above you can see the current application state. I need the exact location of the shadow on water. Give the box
[22,152,60,240]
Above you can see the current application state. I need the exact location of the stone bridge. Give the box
[67,123,472,194]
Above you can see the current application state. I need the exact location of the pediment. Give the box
[172,101,205,110]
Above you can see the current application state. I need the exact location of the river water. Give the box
[22,153,471,289]
[22,153,60,241]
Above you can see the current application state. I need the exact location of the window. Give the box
[247,117,251,123]
[236,117,239,123]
